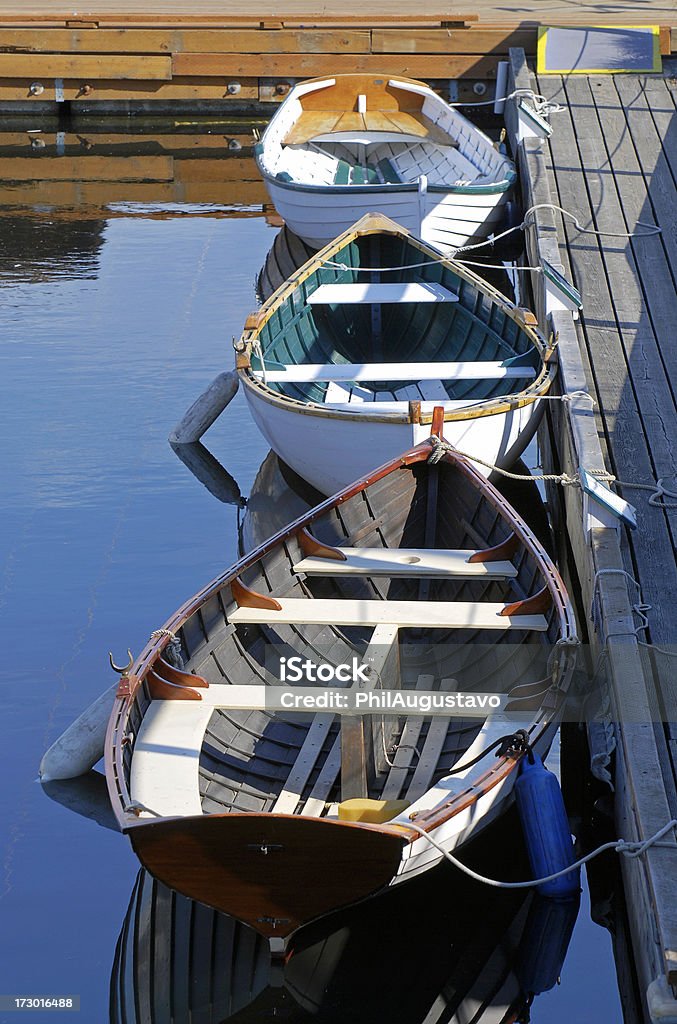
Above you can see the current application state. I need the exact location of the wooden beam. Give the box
[0,77,260,100]
[0,53,172,79]
[0,27,371,54]
[372,27,535,53]
[172,52,501,78]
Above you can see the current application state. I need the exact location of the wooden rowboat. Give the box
[255,74,516,253]
[236,212,555,496]
[105,413,576,944]
[111,817,565,1024]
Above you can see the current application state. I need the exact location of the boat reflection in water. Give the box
[110,811,579,1024]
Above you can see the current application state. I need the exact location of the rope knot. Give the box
[427,435,456,465]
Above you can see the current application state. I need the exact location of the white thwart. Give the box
[307,282,458,304]
[131,702,213,817]
[322,400,488,413]
[293,547,517,579]
[229,598,548,631]
[255,361,536,384]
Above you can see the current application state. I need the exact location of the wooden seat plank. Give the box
[321,399,487,412]
[255,361,536,383]
[273,713,334,814]
[380,674,433,800]
[294,546,517,578]
[404,678,457,803]
[283,110,342,145]
[229,598,548,631]
[381,110,452,144]
[307,281,458,304]
[131,702,214,817]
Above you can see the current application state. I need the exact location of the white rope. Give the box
[150,628,176,641]
[448,88,566,117]
[638,640,677,659]
[455,257,542,272]
[615,478,677,510]
[321,196,659,272]
[452,203,661,256]
[522,203,662,239]
[406,818,677,890]
[431,438,672,511]
[429,435,609,485]
[590,569,652,643]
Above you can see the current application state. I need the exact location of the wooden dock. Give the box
[0,4,675,114]
[505,50,677,1022]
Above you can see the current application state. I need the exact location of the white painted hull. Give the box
[242,384,542,495]
[265,177,509,253]
[391,724,555,885]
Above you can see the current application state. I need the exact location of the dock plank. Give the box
[0,27,372,53]
[0,52,172,79]
[0,77,262,102]
[512,52,677,1004]
[538,75,677,642]
[171,52,501,79]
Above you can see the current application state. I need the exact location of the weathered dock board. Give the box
[506,49,677,1022]
[0,4,674,113]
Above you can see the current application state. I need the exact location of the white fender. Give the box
[40,682,117,781]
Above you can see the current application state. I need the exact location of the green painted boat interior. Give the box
[251,232,541,405]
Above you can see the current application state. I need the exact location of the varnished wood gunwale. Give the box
[104,431,575,830]
[236,213,557,424]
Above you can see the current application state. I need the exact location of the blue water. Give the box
[0,142,626,1022]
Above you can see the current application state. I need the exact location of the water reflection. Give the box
[0,126,625,1021]
[0,125,269,216]
[168,439,551,561]
[110,811,579,1024]
[0,214,105,283]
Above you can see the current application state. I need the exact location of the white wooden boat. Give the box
[105,418,576,943]
[236,213,555,496]
[111,827,575,1023]
[255,74,516,252]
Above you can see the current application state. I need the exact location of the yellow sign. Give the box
[537,25,661,75]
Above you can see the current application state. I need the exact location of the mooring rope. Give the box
[427,435,609,486]
[405,818,677,890]
[429,437,674,509]
[615,479,677,510]
[451,204,662,257]
[447,87,566,117]
[320,202,660,276]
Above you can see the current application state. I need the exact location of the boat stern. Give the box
[128,812,407,938]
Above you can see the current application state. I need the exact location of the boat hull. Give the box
[127,723,554,941]
[264,175,510,253]
[242,384,543,495]
[128,813,406,939]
